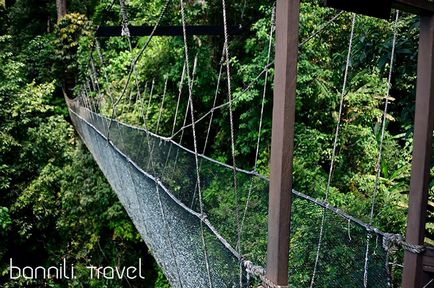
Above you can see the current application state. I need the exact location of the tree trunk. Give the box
[56,0,67,21]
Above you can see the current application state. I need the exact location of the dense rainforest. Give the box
[0,0,433,287]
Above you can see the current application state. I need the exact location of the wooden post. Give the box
[402,13,434,288]
[265,0,300,286]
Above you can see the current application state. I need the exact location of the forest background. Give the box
[0,0,433,287]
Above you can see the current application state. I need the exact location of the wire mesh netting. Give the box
[68,100,245,287]
[289,194,391,287]
[67,98,396,287]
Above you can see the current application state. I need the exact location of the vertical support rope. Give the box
[190,48,225,209]
[202,48,225,155]
[140,82,149,124]
[85,80,97,113]
[90,56,103,110]
[121,24,142,116]
[363,11,400,288]
[125,37,142,116]
[145,79,156,169]
[145,79,155,127]
[107,0,171,135]
[82,86,91,111]
[116,1,183,285]
[135,94,184,288]
[172,62,187,137]
[240,5,275,237]
[156,77,169,134]
[95,39,118,135]
[82,83,90,110]
[119,0,130,37]
[174,54,198,167]
[165,9,344,144]
[86,75,98,117]
[221,0,242,285]
[118,0,135,117]
[148,77,169,168]
[180,1,214,286]
[309,14,356,288]
[164,61,186,169]
[88,68,97,93]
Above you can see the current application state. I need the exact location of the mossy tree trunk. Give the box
[56,0,67,21]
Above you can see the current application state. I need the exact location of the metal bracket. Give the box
[423,247,434,273]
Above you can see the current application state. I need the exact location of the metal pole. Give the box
[265,0,300,286]
[402,13,434,288]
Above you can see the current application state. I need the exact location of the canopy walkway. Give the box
[67,97,394,287]
[65,0,434,287]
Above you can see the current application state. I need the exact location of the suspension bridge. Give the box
[65,0,434,287]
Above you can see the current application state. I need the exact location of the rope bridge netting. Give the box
[64,0,423,287]
[67,98,395,287]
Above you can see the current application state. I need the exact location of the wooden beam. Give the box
[324,0,434,19]
[95,25,242,37]
[265,0,300,286]
[324,0,392,19]
[392,0,434,14]
[423,248,434,273]
[401,13,434,288]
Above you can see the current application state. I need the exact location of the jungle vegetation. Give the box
[0,0,432,287]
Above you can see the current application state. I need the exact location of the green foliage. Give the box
[6,0,55,46]
[19,34,57,84]
[0,6,166,286]
[154,267,170,288]
[55,13,92,57]
[0,207,12,233]
[1,0,431,286]
[87,2,425,286]
[54,13,93,92]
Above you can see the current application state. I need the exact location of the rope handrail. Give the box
[67,98,420,250]
[67,102,269,282]
[67,97,430,288]
[68,97,428,257]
